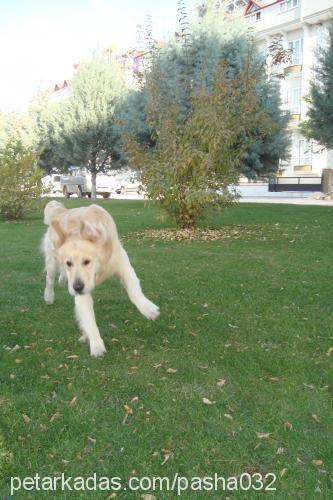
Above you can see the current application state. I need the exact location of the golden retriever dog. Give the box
[42,201,160,357]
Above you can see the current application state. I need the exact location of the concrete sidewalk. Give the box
[239,196,333,206]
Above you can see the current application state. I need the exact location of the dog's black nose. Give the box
[73,279,84,293]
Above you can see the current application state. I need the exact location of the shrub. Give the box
[0,138,46,220]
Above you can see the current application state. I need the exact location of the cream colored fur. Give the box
[42,201,160,357]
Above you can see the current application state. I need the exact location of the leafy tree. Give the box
[300,23,333,149]
[126,59,269,228]
[35,56,127,199]
[0,137,46,220]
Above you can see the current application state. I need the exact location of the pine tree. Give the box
[36,56,127,199]
[300,24,333,150]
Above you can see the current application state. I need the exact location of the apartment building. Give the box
[244,0,333,176]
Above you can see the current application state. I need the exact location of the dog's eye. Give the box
[83,259,91,266]
[66,261,73,267]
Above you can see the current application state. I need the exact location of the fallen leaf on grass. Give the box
[280,468,287,477]
[66,355,79,359]
[284,421,293,430]
[22,414,31,423]
[141,495,156,500]
[312,414,320,423]
[166,368,178,374]
[224,414,233,420]
[312,459,323,466]
[202,398,216,405]
[217,379,226,388]
[326,347,333,356]
[122,405,133,425]
[50,412,60,423]
[255,432,271,439]
[69,396,77,407]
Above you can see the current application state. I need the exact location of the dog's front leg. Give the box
[116,248,160,320]
[74,294,106,357]
[44,255,57,304]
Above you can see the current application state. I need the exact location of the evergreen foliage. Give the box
[300,23,333,150]
[124,0,289,227]
[35,56,127,199]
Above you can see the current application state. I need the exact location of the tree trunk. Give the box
[91,169,97,200]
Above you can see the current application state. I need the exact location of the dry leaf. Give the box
[141,495,156,500]
[122,404,133,425]
[217,378,226,388]
[256,432,271,439]
[202,398,216,405]
[66,355,79,359]
[280,468,287,477]
[326,347,333,356]
[312,459,323,466]
[276,447,285,455]
[88,436,96,444]
[69,396,77,407]
[161,454,170,465]
[224,413,233,420]
[284,421,293,430]
[50,412,60,423]
[297,457,305,464]
[312,414,320,423]
[22,414,31,423]
[166,368,178,374]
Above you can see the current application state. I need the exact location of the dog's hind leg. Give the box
[115,248,160,320]
[75,294,106,357]
[44,254,57,304]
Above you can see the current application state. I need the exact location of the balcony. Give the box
[284,64,302,76]
[253,3,302,35]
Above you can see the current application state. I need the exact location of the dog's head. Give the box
[52,220,107,296]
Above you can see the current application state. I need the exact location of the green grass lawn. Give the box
[0,199,332,499]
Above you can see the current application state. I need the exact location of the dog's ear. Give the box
[80,221,106,244]
[50,220,66,248]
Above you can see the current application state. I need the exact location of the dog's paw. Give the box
[139,299,160,321]
[90,340,107,358]
[44,289,54,305]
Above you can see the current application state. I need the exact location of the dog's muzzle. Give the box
[73,279,85,294]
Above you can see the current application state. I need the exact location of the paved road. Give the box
[51,193,333,206]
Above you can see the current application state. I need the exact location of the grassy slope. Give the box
[0,199,332,499]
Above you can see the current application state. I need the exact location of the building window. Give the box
[286,87,301,114]
[279,0,298,12]
[288,39,303,65]
[246,11,261,23]
[297,139,312,164]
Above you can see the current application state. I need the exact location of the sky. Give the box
[0,0,201,112]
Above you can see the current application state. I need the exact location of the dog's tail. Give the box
[44,201,65,225]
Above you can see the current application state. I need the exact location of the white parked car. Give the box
[114,172,143,195]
